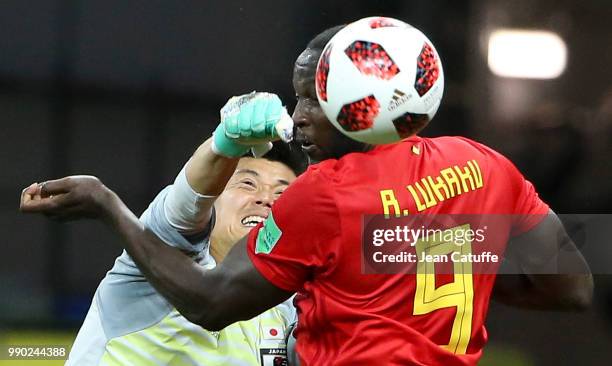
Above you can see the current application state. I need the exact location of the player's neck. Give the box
[210,235,232,263]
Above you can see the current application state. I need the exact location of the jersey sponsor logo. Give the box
[256,212,282,254]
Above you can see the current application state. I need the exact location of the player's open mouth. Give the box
[300,141,318,152]
[241,215,266,227]
[296,132,318,152]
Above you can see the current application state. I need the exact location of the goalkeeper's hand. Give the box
[212,91,294,158]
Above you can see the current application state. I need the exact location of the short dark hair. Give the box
[306,25,346,52]
[257,140,309,176]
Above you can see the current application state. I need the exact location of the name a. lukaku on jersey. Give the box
[380,159,484,217]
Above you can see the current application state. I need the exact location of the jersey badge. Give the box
[256,213,282,254]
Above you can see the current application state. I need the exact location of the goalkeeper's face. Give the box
[292,48,369,163]
[211,157,295,255]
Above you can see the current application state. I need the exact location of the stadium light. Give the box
[487,29,567,79]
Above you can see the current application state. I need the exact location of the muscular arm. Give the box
[493,210,593,311]
[20,177,292,330]
[102,186,292,330]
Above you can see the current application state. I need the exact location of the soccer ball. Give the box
[315,17,444,144]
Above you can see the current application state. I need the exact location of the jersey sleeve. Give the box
[163,164,217,236]
[247,167,341,292]
[499,155,550,236]
[140,186,213,256]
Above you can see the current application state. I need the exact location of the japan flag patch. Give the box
[263,326,285,340]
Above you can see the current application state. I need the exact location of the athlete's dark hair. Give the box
[240,141,307,176]
[261,140,309,176]
[306,25,346,52]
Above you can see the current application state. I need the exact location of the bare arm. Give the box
[20,177,292,330]
[493,210,593,311]
[103,188,292,329]
[185,138,239,196]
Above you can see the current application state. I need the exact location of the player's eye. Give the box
[240,180,256,189]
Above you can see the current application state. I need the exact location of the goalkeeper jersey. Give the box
[66,186,295,366]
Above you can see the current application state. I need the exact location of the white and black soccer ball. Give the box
[315,17,444,144]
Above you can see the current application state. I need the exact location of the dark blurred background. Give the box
[1,0,611,365]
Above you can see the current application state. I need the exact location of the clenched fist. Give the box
[212,91,293,158]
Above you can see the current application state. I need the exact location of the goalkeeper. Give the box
[58,92,302,365]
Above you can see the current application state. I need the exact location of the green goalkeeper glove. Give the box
[212,91,294,158]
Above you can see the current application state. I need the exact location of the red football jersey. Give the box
[247,136,549,365]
